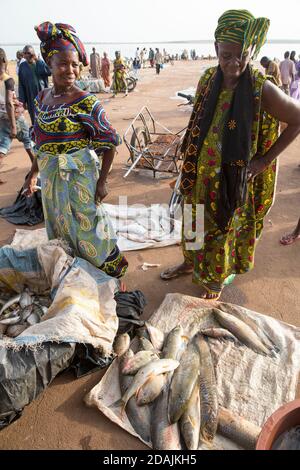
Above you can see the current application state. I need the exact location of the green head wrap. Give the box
[215,9,270,59]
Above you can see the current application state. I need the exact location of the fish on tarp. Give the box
[168,340,200,424]
[113,359,179,413]
[194,333,218,446]
[118,349,152,444]
[113,333,131,356]
[0,295,21,316]
[179,380,201,450]
[151,384,182,450]
[138,336,156,351]
[218,407,261,450]
[213,308,272,356]
[121,350,159,375]
[218,302,279,353]
[162,325,188,360]
[201,327,239,344]
[136,373,165,406]
[145,322,165,351]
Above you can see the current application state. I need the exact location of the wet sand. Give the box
[0,60,299,449]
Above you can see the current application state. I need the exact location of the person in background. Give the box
[289,51,300,100]
[18,45,51,124]
[280,217,300,245]
[90,47,101,79]
[280,51,296,95]
[161,9,300,299]
[154,48,163,75]
[112,51,128,96]
[260,56,282,87]
[23,22,128,278]
[100,52,111,88]
[149,48,154,68]
[141,48,147,68]
[0,48,35,183]
[132,57,140,79]
[16,50,26,75]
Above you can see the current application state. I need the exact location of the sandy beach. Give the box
[0,59,299,450]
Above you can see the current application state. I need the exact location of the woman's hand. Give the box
[95,179,108,204]
[247,154,270,181]
[23,171,38,197]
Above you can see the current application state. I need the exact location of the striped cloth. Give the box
[215,9,270,59]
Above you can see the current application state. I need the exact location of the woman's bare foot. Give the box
[199,286,222,300]
[280,219,300,245]
[280,232,300,245]
[160,262,193,280]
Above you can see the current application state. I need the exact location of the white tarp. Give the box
[11,203,181,252]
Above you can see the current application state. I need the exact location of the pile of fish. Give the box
[112,306,279,450]
[0,288,51,338]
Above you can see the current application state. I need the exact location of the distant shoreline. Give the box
[2,39,300,46]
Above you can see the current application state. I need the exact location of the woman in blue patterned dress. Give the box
[23,22,128,277]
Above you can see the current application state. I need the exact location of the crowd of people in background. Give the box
[260,50,300,100]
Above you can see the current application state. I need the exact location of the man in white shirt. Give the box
[280,51,296,95]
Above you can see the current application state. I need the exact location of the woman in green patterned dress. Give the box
[161,10,300,299]
[23,22,128,278]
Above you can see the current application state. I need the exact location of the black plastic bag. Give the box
[0,177,44,226]
[0,342,76,429]
[114,290,147,336]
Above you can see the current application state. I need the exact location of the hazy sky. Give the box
[1,0,300,44]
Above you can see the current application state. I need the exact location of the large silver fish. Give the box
[213,308,272,356]
[118,350,152,444]
[113,333,131,357]
[162,325,188,360]
[218,407,261,450]
[201,327,239,344]
[179,380,201,450]
[194,333,218,446]
[218,302,279,353]
[168,340,200,424]
[121,350,159,375]
[136,373,165,406]
[151,385,182,450]
[115,359,179,412]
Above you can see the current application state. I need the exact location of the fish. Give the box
[194,333,218,446]
[135,326,188,407]
[272,426,300,450]
[21,305,34,322]
[218,407,261,450]
[6,324,28,338]
[0,295,21,316]
[151,385,182,450]
[218,302,279,353]
[213,308,272,356]
[162,325,188,360]
[201,327,239,343]
[139,337,156,351]
[19,289,33,309]
[136,373,166,406]
[179,380,201,450]
[121,350,159,375]
[145,322,165,351]
[118,349,152,444]
[114,359,179,412]
[113,333,131,356]
[0,310,21,325]
[168,340,200,424]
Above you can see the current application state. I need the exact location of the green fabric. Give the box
[215,9,270,59]
[182,67,279,293]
